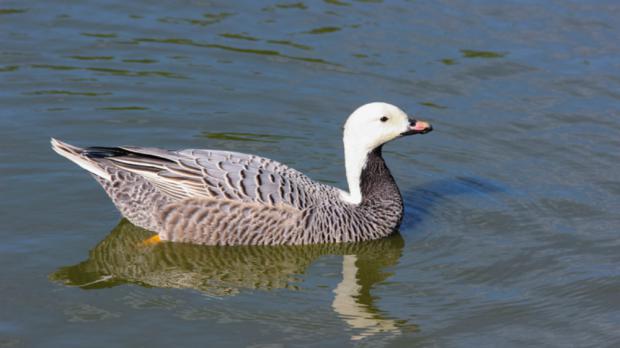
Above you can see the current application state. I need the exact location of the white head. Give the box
[341,102,432,204]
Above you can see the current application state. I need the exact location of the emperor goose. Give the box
[52,102,433,245]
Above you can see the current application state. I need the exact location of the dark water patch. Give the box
[204,12,234,20]
[306,26,341,34]
[97,106,149,111]
[68,56,114,61]
[0,8,27,15]
[419,101,447,109]
[290,56,335,64]
[31,64,79,71]
[81,32,117,38]
[0,65,19,72]
[203,132,303,143]
[64,77,98,82]
[122,59,157,64]
[158,17,213,26]
[86,67,186,79]
[461,49,507,58]
[136,37,193,45]
[24,90,112,97]
[325,0,351,6]
[207,44,280,56]
[220,33,260,41]
[275,2,308,10]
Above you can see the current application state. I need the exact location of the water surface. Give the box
[1,0,619,347]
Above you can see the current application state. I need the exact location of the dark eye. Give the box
[380,116,389,122]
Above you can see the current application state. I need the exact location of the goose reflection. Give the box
[51,219,415,340]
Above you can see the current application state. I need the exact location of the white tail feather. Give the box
[50,138,112,180]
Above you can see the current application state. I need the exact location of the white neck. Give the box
[340,140,371,204]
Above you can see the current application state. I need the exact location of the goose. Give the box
[51,102,432,245]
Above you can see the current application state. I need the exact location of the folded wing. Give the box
[106,147,318,209]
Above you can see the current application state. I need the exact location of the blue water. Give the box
[1,1,619,347]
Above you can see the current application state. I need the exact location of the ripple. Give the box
[419,101,447,109]
[202,132,303,143]
[305,26,341,34]
[275,3,308,10]
[220,33,260,41]
[68,56,114,61]
[80,32,117,38]
[122,58,157,64]
[460,49,507,58]
[24,90,112,97]
[325,0,350,6]
[0,9,27,15]
[135,37,339,66]
[86,67,186,79]
[0,65,19,72]
[401,176,507,231]
[205,44,281,56]
[97,106,149,111]
[537,277,620,314]
[440,58,457,65]
[31,64,78,71]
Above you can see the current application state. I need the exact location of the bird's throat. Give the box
[343,145,401,205]
[359,146,400,202]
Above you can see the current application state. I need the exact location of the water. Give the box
[1,0,619,346]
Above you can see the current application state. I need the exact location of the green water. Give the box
[1,1,619,347]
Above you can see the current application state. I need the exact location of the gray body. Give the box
[52,140,404,246]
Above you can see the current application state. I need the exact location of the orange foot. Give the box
[142,234,161,246]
